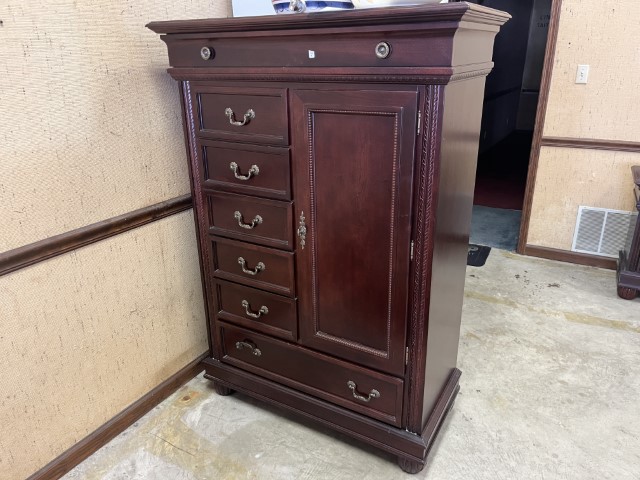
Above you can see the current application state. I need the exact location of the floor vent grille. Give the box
[572,206,634,258]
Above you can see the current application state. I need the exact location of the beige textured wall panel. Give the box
[542,0,640,140]
[0,0,230,252]
[527,147,640,249]
[0,211,208,479]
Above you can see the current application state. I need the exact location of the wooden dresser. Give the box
[148,3,508,473]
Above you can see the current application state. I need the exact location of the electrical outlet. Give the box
[576,64,590,84]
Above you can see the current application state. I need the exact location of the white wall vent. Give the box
[572,206,634,257]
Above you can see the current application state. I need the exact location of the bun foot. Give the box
[617,285,638,300]
[213,382,234,396]
[398,457,425,474]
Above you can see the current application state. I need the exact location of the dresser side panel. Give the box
[421,76,487,427]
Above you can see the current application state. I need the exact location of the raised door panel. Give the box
[291,89,418,377]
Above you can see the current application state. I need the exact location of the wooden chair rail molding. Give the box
[0,194,193,277]
[541,137,640,153]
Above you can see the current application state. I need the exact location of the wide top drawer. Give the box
[163,33,455,70]
[149,3,509,72]
[191,85,288,146]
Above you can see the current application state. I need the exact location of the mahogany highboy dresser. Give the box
[148,3,508,473]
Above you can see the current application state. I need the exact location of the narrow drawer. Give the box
[164,34,454,70]
[207,191,293,250]
[212,237,295,297]
[201,141,291,201]
[194,85,288,145]
[219,323,404,427]
[214,279,297,341]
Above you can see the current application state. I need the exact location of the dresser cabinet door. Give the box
[291,89,418,376]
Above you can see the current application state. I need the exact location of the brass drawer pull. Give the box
[347,381,380,403]
[230,162,259,181]
[238,257,265,276]
[297,211,307,249]
[235,340,262,356]
[225,107,255,126]
[241,300,269,319]
[234,211,263,229]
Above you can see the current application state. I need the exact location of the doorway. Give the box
[466,0,553,251]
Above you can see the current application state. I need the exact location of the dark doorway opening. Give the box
[466,0,552,251]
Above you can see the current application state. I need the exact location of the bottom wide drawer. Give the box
[219,323,404,426]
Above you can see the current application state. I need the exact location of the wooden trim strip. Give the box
[166,65,496,85]
[26,353,207,480]
[517,0,563,254]
[523,244,616,270]
[0,194,193,277]
[541,137,640,153]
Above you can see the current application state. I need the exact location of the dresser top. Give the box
[146,2,510,35]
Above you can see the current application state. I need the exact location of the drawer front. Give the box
[219,323,403,427]
[212,237,295,297]
[207,192,293,250]
[201,140,291,201]
[215,279,297,341]
[194,85,288,145]
[164,34,454,69]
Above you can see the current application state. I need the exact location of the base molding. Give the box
[203,358,460,470]
[523,244,616,270]
[26,353,207,480]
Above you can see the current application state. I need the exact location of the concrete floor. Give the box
[63,250,640,480]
